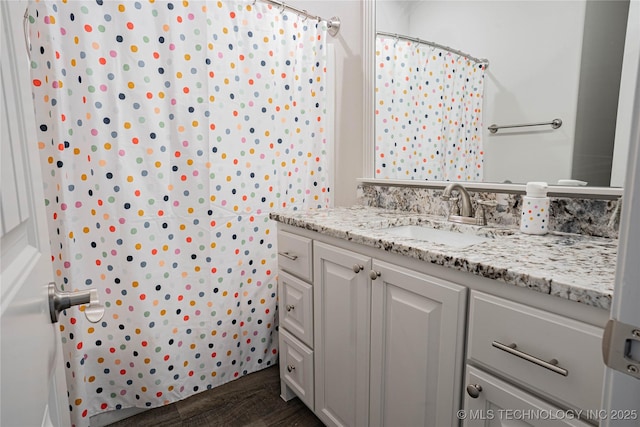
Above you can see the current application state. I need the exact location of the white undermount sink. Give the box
[383,225,490,248]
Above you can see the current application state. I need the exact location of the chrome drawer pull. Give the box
[287,365,296,373]
[286,304,295,312]
[278,251,298,261]
[492,341,569,377]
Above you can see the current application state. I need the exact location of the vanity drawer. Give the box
[278,230,313,281]
[467,291,604,411]
[278,271,313,347]
[280,328,314,410]
[463,366,592,427]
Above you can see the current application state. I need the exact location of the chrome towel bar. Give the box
[488,118,562,134]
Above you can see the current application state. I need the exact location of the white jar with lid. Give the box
[520,182,550,235]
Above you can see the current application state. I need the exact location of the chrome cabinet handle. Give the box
[48,282,105,323]
[466,384,483,398]
[369,270,381,280]
[287,365,296,373]
[278,251,298,261]
[286,304,295,312]
[353,264,364,273]
[492,341,568,377]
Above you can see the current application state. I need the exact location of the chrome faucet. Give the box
[441,183,494,225]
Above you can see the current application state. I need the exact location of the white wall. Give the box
[375,0,411,34]
[289,0,364,206]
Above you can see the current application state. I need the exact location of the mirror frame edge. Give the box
[362,0,376,179]
[360,0,623,199]
[358,178,623,199]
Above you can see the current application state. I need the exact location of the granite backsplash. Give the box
[357,184,621,239]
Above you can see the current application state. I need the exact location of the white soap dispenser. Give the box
[520,182,550,235]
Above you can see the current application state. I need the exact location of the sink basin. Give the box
[383,225,490,248]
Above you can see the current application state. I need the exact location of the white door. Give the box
[601,1,640,423]
[1,1,70,426]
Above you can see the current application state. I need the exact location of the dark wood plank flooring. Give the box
[108,365,324,426]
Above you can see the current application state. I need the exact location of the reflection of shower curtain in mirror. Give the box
[29,1,330,425]
[375,35,486,181]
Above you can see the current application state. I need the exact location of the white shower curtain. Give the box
[375,35,486,181]
[28,1,330,425]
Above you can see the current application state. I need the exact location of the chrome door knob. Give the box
[287,365,296,373]
[286,304,295,312]
[353,264,364,273]
[369,270,381,280]
[466,384,483,399]
[48,282,105,323]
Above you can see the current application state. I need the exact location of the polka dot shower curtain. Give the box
[375,35,486,181]
[28,1,330,425]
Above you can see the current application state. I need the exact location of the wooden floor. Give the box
[108,365,324,427]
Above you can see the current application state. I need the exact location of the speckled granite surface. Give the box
[357,185,621,238]
[270,206,617,310]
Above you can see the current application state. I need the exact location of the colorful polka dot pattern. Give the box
[520,197,550,234]
[375,35,486,181]
[28,1,330,425]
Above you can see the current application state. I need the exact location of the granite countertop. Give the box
[270,206,618,311]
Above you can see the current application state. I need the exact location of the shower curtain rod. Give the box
[377,30,489,67]
[259,0,341,36]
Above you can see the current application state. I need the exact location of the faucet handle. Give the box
[475,200,497,226]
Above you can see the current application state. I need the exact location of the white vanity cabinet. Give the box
[275,223,608,427]
[311,240,467,427]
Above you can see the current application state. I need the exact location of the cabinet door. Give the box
[463,366,591,427]
[314,242,371,427]
[370,260,467,427]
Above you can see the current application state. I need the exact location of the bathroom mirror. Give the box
[365,0,635,192]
